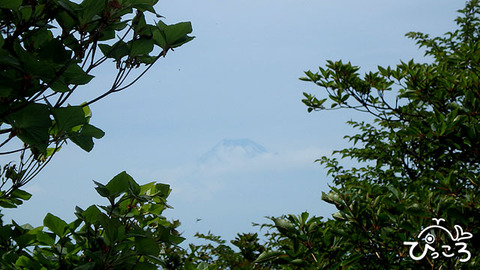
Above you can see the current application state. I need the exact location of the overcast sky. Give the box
[3,1,465,243]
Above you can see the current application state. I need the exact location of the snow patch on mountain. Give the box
[198,139,269,164]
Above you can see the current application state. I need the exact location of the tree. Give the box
[0,1,194,268]
[256,0,480,269]
[0,0,193,206]
[0,171,187,269]
[182,232,269,270]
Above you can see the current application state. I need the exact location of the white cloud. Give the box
[24,184,46,196]
[158,144,328,202]
[158,143,334,242]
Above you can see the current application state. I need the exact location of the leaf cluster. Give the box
[259,1,480,269]
[0,171,184,269]
[0,0,193,204]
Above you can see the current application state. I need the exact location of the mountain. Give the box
[198,139,268,164]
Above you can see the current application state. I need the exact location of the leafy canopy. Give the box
[0,171,185,269]
[0,0,193,205]
[254,0,480,269]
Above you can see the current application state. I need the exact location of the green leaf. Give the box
[72,263,96,270]
[55,10,77,33]
[36,231,56,246]
[5,103,52,153]
[0,0,22,9]
[93,180,110,198]
[273,218,295,235]
[135,237,160,255]
[130,38,154,56]
[99,41,129,60]
[98,44,113,56]
[10,189,32,201]
[300,211,309,224]
[50,80,71,93]
[342,253,363,266]
[332,211,348,221]
[81,205,102,224]
[169,234,185,245]
[154,183,171,197]
[69,124,105,152]
[69,135,94,151]
[155,21,194,49]
[405,203,430,218]
[52,106,87,133]
[98,215,124,245]
[63,64,94,85]
[164,22,193,45]
[254,250,284,263]
[0,199,18,208]
[14,255,37,268]
[38,38,71,64]
[152,28,167,49]
[131,0,159,13]
[78,0,105,25]
[6,103,51,129]
[134,262,158,270]
[105,171,139,198]
[43,213,68,238]
[321,191,344,207]
[80,124,104,139]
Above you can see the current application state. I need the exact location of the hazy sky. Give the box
[3,1,465,243]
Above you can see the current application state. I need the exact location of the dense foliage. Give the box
[0,0,193,268]
[252,1,480,269]
[0,172,186,269]
[0,0,193,204]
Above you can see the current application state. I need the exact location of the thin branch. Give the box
[0,136,63,155]
[84,50,166,107]
[0,136,14,149]
[0,128,12,135]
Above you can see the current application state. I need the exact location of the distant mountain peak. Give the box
[198,139,268,164]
